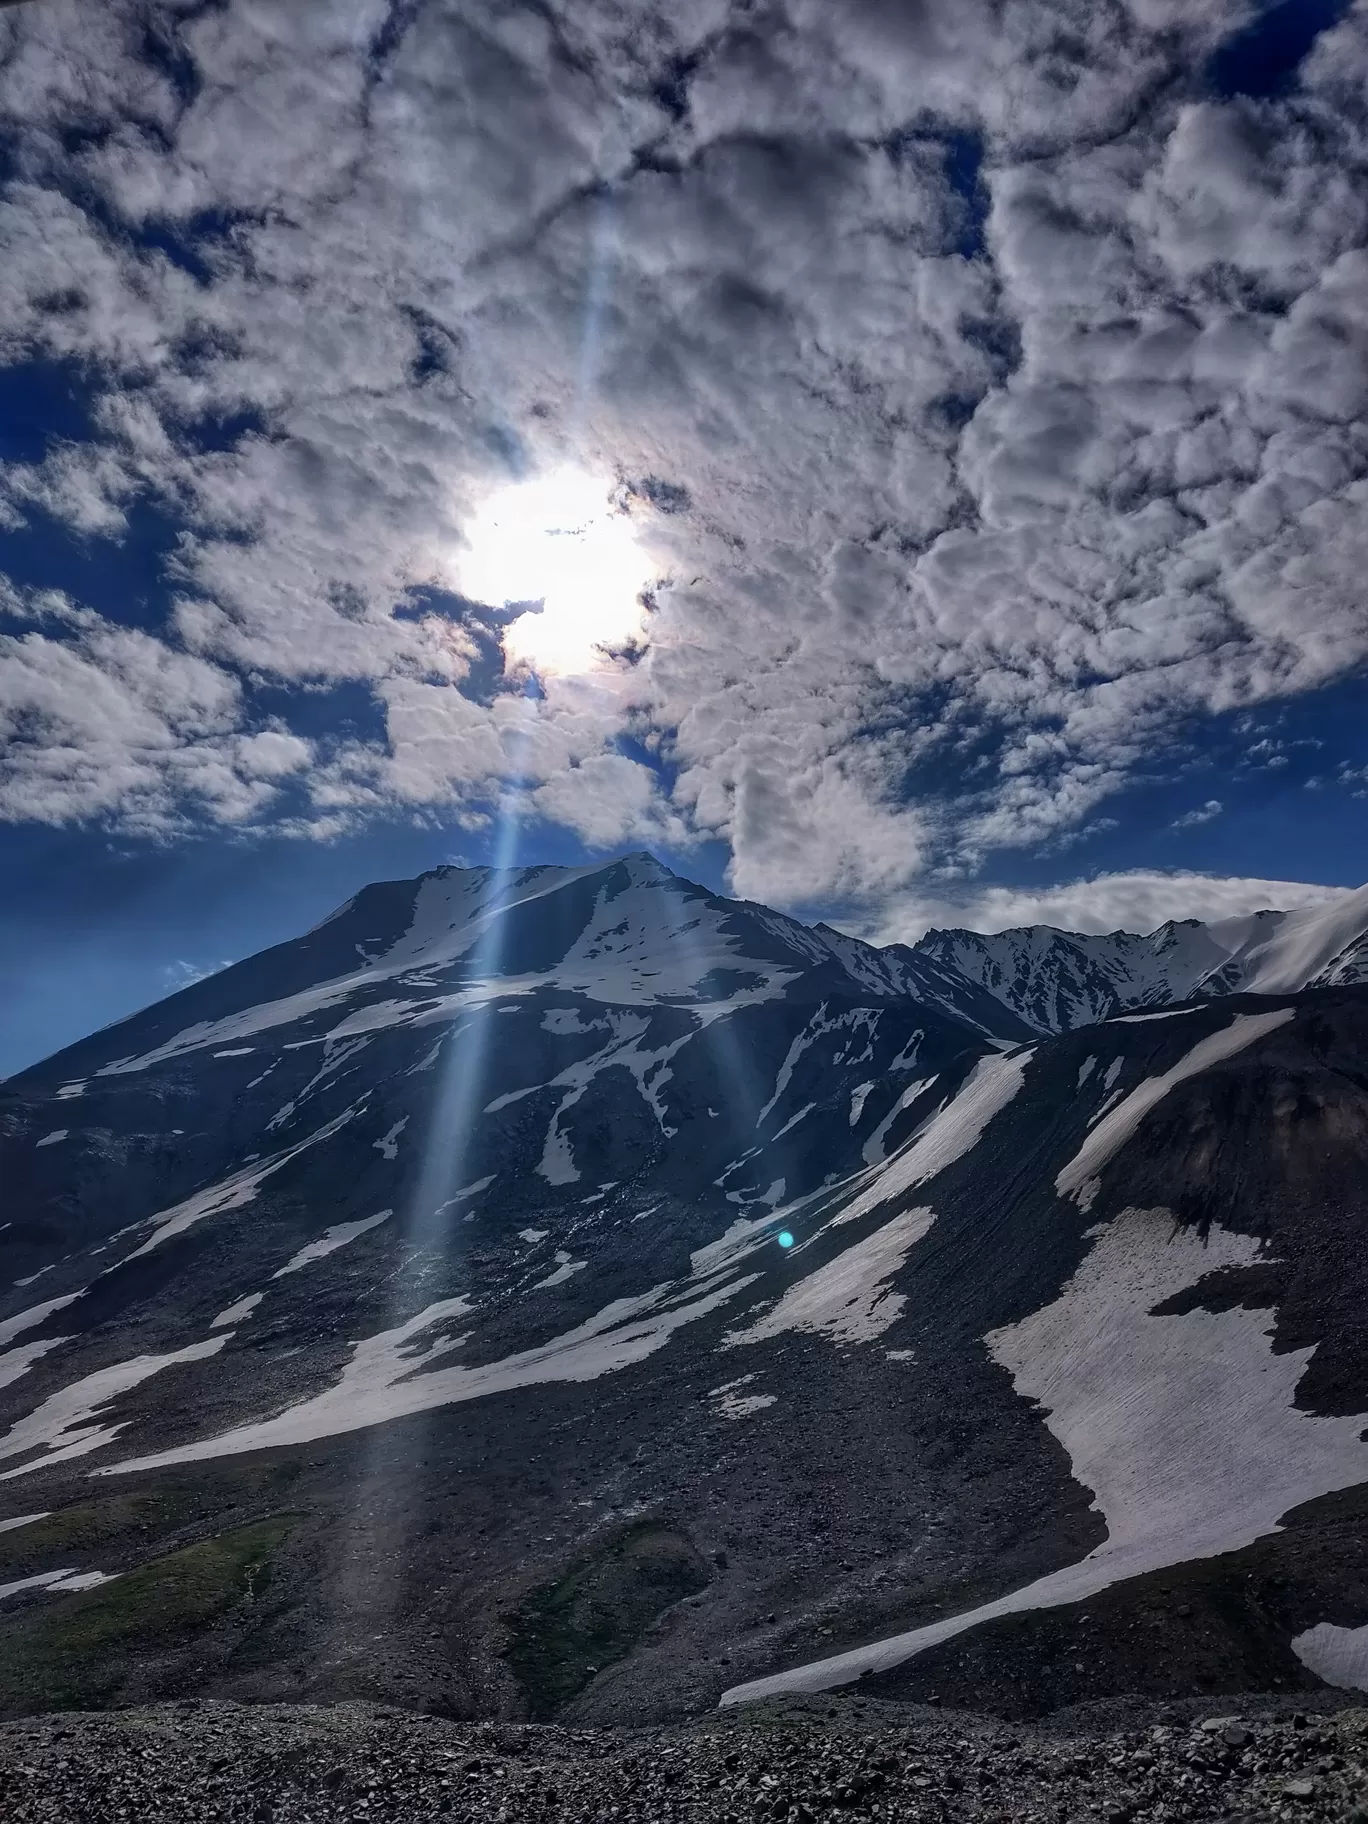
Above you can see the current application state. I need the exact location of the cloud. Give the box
[1171,799,1222,828]
[163,958,231,992]
[869,871,1352,943]
[0,0,1364,913]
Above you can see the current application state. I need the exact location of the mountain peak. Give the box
[613,851,680,888]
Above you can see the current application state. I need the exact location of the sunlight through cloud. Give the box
[458,469,658,677]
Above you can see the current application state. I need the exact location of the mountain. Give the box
[908,883,1368,1034]
[1,856,1366,1727]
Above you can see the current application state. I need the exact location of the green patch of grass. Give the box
[0,1515,297,1714]
[0,1460,302,1574]
[505,1521,710,1719]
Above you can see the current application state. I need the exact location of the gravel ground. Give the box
[1,1698,1366,1823]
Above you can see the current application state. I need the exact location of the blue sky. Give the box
[1,0,1366,1074]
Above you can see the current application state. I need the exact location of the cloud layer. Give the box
[0,0,1365,915]
[868,869,1351,942]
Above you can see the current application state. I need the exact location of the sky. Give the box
[1,0,1366,1075]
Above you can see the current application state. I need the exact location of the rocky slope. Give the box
[1,1696,1366,1824]
[1,857,1366,1728]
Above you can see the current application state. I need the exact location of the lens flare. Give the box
[777,1230,795,1249]
[458,469,657,676]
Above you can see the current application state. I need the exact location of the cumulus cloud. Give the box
[0,0,1364,911]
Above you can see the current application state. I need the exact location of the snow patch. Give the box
[211,1293,264,1329]
[0,1336,231,1479]
[1076,1056,1096,1088]
[861,1077,937,1168]
[272,1210,392,1277]
[434,1175,496,1215]
[103,1267,759,1476]
[126,1106,360,1258]
[728,1208,935,1347]
[0,1512,50,1535]
[35,1131,68,1148]
[0,1568,117,1601]
[757,1007,876,1126]
[1291,1622,1368,1693]
[534,1252,587,1289]
[538,1097,582,1185]
[0,1337,67,1394]
[0,1294,84,1350]
[55,1083,85,1099]
[849,1081,875,1126]
[770,1102,816,1142]
[542,1008,598,1034]
[723,1203,1368,1705]
[407,1037,444,1074]
[710,1375,778,1420]
[213,1047,255,1057]
[373,1117,408,1161]
[837,1051,1032,1226]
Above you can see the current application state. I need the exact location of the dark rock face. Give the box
[1,858,1366,1726]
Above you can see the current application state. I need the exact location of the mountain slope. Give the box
[1,858,1366,1726]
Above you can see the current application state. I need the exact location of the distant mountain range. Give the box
[903,884,1368,1035]
[1,856,1366,1724]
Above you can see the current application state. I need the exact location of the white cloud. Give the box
[1171,799,1222,829]
[0,0,1364,912]
[163,958,231,992]
[870,871,1352,943]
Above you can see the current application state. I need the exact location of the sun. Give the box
[457,469,658,676]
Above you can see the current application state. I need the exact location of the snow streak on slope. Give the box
[861,1078,936,1167]
[727,1209,935,1346]
[101,1266,762,1475]
[0,1568,116,1601]
[757,1007,878,1126]
[211,1294,263,1329]
[833,1051,1033,1228]
[1056,1009,1294,1207]
[722,1205,1368,1706]
[272,1211,391,1277]
[125,1107,361,1258]
[0,1337,230,1479]
[0,1295,84,1349]
[0,1338,68,1395]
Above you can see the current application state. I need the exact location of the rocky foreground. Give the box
[0,1697,1366,1823]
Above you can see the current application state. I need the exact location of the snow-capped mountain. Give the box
[1,856,1366,1727]
[907,883,1368,1034]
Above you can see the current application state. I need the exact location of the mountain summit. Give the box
[1,858,1366,1724]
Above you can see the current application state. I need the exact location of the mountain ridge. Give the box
[18,857,1361,1087]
